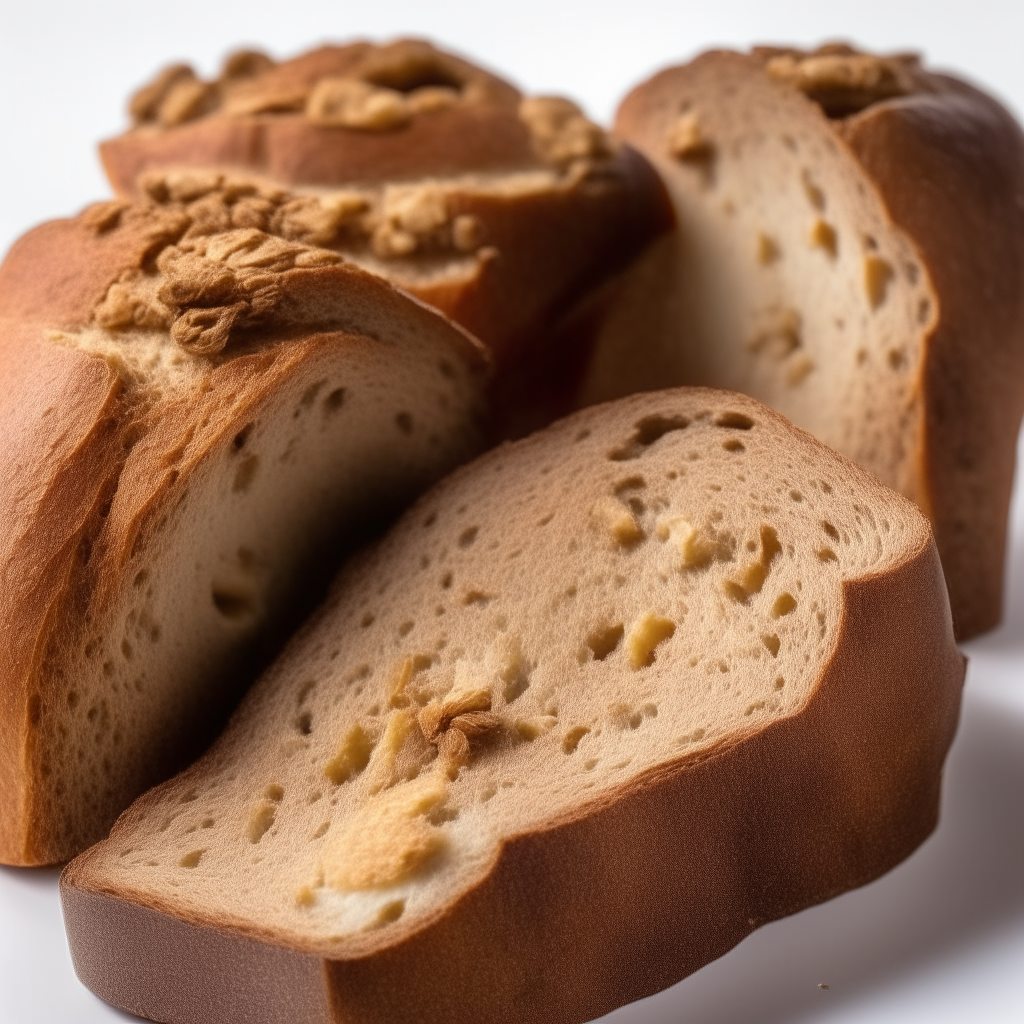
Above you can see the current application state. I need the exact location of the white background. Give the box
[2,1,1024,1021]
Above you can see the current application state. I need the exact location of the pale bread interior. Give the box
[80,390,925,953]
[581,56,937,504]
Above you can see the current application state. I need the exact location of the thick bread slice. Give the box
[0,196,488,866]
[580,45,1024,639]
[62,388,964,1024]
[100,39,671,370]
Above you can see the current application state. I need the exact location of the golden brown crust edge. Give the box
[614,49,1024,640]
[62,530,964,1024]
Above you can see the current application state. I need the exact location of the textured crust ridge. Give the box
[62,388,964,1024]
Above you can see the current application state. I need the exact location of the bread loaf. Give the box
[0,192,487,865]
[578,44,1024,639]
[62,388,964,1024]
[100,38,670,381]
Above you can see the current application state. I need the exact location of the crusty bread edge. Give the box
[61,466,965,1024]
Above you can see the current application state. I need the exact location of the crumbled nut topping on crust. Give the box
[759,45,921,117]
[127,40,508,130]
[306,78,412,131]
[86,176,347,356]
[518,96,611,168]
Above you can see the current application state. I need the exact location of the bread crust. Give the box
[0,203,489,865]
[98,40,672,369]
[612,48,1024,639]
[61,394,964,1023]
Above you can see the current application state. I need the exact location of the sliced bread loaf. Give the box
[578,44,1024,639]
[62,388,964,1024]
[100,39,670,375]
[0,194,487,865]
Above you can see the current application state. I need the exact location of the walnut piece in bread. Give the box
[579,44,1024,639]
[0,192,488,866]
[62,389,963,1024]
[100,39,672,373]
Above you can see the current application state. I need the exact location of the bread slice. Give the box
[577,44,1024,639]
[62,388,964,1024]
[0,194,488,866]
[100,38,670,375]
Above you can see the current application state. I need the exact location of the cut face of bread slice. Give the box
[581,45,1024,639]
[0,196,488,866]
[63,389,964,1024]
[100,39,671,368]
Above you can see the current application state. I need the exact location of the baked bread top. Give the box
[63,388,964,1024]
[98,39,673,369]
[0,193,488,865]
[580,43,1024,638]
[104,39,533,189]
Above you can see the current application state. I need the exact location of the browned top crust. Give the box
[98,39,673,376]
[102,39,600,190]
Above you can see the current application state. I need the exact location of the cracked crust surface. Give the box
[63,388,964,1024]
[0,194,489,866]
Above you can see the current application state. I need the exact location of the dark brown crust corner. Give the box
[840,78,1024,639]
[61,534,964,1024]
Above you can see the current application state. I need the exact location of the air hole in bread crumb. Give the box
[762,634,780,657]
[248,803,276,843]
[295,712,313,735]
[323,388,345,414]
[232,424,253,450]
[441,572,453,589]
[562,726,590,754]
[212,584,256,620]
[723,438,745,452]
[771,593,798,618]
[375,899,406,926]
[610,413,690,461]
[458,526,479,548]
[822,521,840,541]
[790,490,803,502]
[745,701,767,716]
[233,454,259,493]
[312,822,329,839]
[133,570,149,588]
[587,623,624,661]
[715,411,754,430]
[575,428,591,442]
[817,548,837,562]
[121,639,133,660]
[463,590,491,606]
[264,784,284,802]
[395,412,414,434]
[398,620,414,637]
[887,348,906,370]
[179,850,205,868]
[774,677,785,690]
